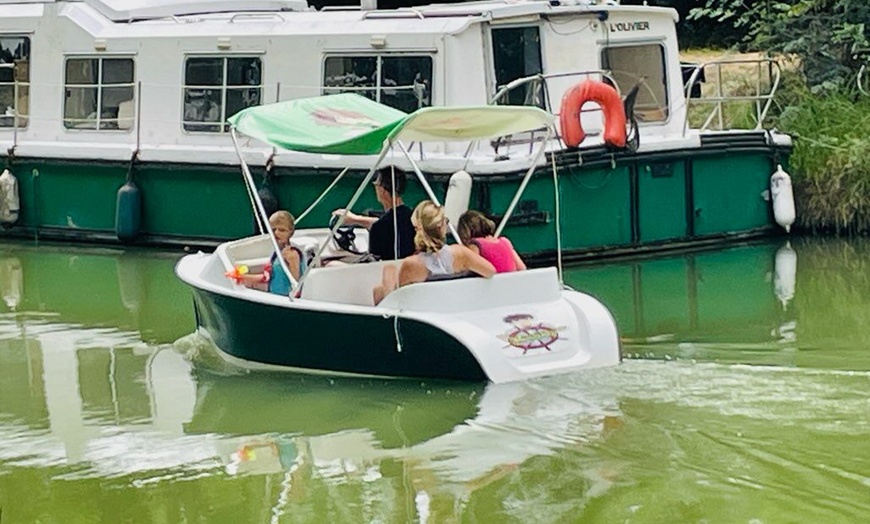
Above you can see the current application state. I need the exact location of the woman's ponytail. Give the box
[411,200,446,254]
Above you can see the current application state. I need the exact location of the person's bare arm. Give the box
[282,247,301,280]
[373,264,398,305]
[512,250,527,271]
[503,238,526,270]
[398,257,431,287]
[332,209,377,229]
[453,245,496,278]
[237,273,268,291]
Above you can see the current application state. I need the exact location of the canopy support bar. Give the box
[494,128,552,238]
[294,143,394,293]
[231,129,299,295]
[396,140,462,244]
[295,166,351,226]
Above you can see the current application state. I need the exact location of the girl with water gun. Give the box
[226,210,301,295]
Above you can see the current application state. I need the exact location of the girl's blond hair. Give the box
[269,210,295,232]
[411,200,446,254]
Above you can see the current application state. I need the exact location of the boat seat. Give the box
[300,260,401,306]
[378,267,561,313]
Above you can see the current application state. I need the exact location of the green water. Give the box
[0,239,867,523]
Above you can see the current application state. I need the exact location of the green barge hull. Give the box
[0,132,789,261]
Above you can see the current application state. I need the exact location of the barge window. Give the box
[491,26,543,107]
[323,55,432,113]
[183,56,262,133]
[64,57,135,130]
[602,44,669,122]
[0,36,30,128]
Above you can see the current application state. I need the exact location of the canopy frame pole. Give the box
[395,140,462,244]
[294,166,351,225]
[494,127,553,238]
[231,129,267,234]
[231,129,299,295]
[295,143,393,293]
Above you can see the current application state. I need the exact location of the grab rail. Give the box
[489,70,619,112]
[229,13,286,23]
[682,57,781,135]
[488,70,619,153]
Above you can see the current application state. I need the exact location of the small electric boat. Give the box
[175,94,620,383]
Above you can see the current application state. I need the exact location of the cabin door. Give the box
[489,26,543,106]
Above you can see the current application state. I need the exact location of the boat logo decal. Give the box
[311,108,381,131]
[498,313,565,355]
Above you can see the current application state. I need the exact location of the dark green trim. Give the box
[191,287,488,382]
[0,133,791,262]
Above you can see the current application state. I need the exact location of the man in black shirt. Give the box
[332,166,415,260]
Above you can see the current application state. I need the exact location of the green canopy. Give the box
[388,105,554,143]
[228,94,555,155]
[227,93,407,155]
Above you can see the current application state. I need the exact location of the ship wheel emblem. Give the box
[498,313,566,354]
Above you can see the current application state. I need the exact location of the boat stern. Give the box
[379,268,621,383]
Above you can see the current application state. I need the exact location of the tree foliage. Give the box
[689,0,870,91]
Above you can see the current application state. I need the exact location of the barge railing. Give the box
[682,58,781,135]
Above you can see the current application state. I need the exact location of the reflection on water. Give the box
[565,240,794,344]
[0,238,869,523]
[0,242,194,344]
[566,238,870,371]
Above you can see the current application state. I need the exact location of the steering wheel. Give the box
[329,215,364,255]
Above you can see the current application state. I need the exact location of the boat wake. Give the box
[172,330,250,377]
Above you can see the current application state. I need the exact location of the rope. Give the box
[390,165,400,259]
[551,153,564,285]
[393,313,403,353]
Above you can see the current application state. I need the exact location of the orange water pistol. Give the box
[225,265,249,283]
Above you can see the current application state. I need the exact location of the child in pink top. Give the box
[457,210,527,273]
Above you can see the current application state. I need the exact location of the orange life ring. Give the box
[559,80,627,148]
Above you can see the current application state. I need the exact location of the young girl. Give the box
[373,201,496,305]
[228,210,302,295]
[457,210,526,273]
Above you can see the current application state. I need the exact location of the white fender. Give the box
[443,170,472,226]
[0,257,22,310]
[774,241,796,311]
[0,168,20,226]
[770,164,795,233]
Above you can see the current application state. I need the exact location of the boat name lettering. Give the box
[610,21,650,32]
